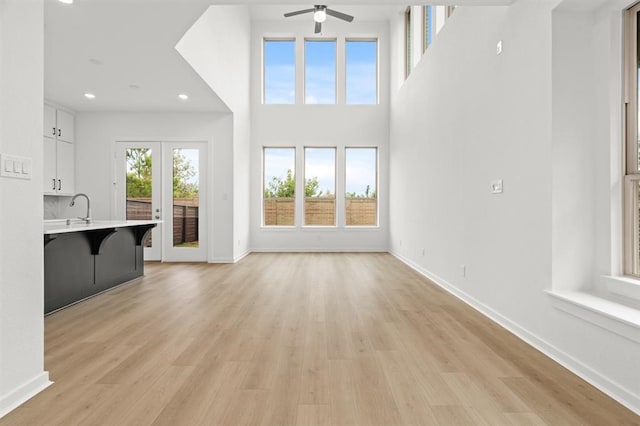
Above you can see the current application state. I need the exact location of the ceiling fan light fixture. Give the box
[313,7,327,23]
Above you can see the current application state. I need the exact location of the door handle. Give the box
[58,179,61,191]
[52,127,56,136]
[58,129,61,137]
[52,179,56,190]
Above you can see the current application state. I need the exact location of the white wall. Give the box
[0,0,51,418]
[389,0,640,413]
[176,5,251,261]
[72,112,235,262]
[250,19,390,251]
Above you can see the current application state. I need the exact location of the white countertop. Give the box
[44,219,161,235]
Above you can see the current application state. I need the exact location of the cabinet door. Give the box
[56,140,75,195]
[56,109,74,143]
[43,138,57,194]
[44,104,56,138]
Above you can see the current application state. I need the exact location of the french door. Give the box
[114,141,208,262]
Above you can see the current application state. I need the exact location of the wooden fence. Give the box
[264,197,377,226]
[126,198,199,246]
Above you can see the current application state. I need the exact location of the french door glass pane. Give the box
[263,147,296,226]
[173,149,199,248]
[126,148,153,247]
[304,147,336,226]
[345,148,377,226]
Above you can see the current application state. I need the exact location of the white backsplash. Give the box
[43,196,60,219]
[44,195,74,219]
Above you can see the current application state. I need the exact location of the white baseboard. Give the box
[234,250,251,263]
[0,372,52,419]
[389,250,640,416]
[249,248,388,253]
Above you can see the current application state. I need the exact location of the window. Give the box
[305,39,336,104]
[345,148,377,226]
[304,148,336,226]
[405,7,412,79]
[263,148,296,226]
[625,4,640,275]
[346,39,378,104]
[446,5,457,18]
[263,39,295,104]
[423,6,433,52]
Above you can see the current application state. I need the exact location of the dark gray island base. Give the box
[43,222,157,314]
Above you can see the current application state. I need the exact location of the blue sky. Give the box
[264,39,377,105]
[305,41,336,104]
[264,40,295,104]
[264,147,377,197]
[345,40,377,104]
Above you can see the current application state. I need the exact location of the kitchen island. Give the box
[43,220,159,314]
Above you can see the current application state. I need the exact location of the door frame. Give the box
[111,138,210,262]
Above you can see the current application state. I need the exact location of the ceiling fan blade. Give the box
[315,21,322,34]
[284,8,315,18]
[326,8,354,22]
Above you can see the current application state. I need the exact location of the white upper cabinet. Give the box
[44,104,56,138]
[43,103,75,195]
[56,109,74,143]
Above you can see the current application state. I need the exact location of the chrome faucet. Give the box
[69,193,91,224]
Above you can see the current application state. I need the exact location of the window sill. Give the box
[301,226,338,231]
[546,289,640,343]
[343,226,380,231]
[601,275,640,304]
[260,226,297,231]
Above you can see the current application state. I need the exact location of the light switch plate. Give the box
[491,179,503,194]
[0,153,32,180]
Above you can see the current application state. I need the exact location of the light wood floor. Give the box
[1,253,638,425]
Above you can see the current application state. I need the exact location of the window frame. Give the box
[262,146,297,227]
[303,146,337,227]
[345,38,379,105]
[262,38,296,105]
[303,38,338,105]
[405,7,413,79]
[422,5,433,53]
[624,3,640,276]
[344,147,379,228]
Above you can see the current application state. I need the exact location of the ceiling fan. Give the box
[284,5,354,34]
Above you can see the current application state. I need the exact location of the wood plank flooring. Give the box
[1,253,638,425]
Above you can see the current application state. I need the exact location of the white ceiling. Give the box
[45,0,512,113]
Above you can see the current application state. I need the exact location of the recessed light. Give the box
[84,93,96,99]
[59,0,73,4]
[178,93,189,100]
